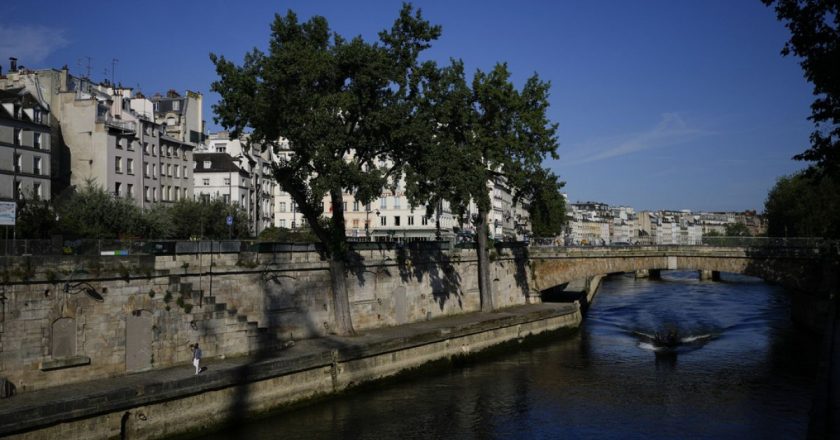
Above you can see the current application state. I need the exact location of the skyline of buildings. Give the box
[1,60,765,242]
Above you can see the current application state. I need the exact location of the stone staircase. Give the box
[167,276,281,357]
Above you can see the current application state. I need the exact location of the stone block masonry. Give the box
[0,303,580,439]
[0,247,537,394]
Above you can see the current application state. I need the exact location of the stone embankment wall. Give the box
[0,246,535,394]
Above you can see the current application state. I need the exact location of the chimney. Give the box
[9,57,17,72]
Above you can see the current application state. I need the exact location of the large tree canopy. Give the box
[763,0,840,177]
[406,59,559,311]
[210,4,441,334]
[764,171,840,238]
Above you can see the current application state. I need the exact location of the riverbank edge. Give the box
[2,303,581,440]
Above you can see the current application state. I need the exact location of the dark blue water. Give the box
[202,272,819,439]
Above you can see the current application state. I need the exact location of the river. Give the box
[202,271,820,439]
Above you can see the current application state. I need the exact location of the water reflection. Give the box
[200,271,819,440]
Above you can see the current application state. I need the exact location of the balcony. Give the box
[96,113,136,134]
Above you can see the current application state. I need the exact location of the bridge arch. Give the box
[529,246,823,294]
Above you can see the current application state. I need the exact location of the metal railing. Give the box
[0,238,455,257]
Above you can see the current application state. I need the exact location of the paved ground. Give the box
[0,303,578,436]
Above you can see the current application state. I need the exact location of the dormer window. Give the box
[203,161,211,169]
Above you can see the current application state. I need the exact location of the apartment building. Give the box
[0,66,195,207]
[0,87,51,201]
[204,132,276,233]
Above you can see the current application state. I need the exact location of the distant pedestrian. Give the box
[191,343,202,375]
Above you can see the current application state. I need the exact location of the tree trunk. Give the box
[327,188,355,335]
[328,256,355,335]
[476,208,494,312]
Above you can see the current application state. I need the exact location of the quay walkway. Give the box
[0,303,579,439]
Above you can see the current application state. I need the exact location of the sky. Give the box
[1,0,814,212]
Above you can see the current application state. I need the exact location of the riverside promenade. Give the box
[0,302,580,439]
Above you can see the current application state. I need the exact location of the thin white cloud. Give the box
[0,25,68,66]
[561,113,712,165]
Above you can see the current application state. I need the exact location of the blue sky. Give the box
[2,0,813,212]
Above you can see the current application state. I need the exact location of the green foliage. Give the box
[704,230,722,237]
[524,169,566,237]
[763,0,840,178]
[724,222,752,237]
[16,195,58,239]
[210,4,440,259]
[163,290,173,304]
[15,181,251,239]
[405,60,559,225]
[258,226,318,243]
[764,171,840,238]
[167,198,250,239]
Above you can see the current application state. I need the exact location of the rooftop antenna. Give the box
[110,58,118,86]
[76,56,92,79]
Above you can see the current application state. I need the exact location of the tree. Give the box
[16,195,58,239]
[764,171,840,238]
[406,60,559,312]
[724,222,752,237]
[55,182,142,239]
[763,0,840,178]
[210,5,440,334]
[524,169,566,238]
[168,199,250,239]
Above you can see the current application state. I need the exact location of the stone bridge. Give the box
[526,244,838,330]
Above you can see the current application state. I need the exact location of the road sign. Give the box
[226,215,233,226]
[0,202,15,226]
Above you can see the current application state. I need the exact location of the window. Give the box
[393,196,401,209]
[14,154,21,172]
[33,108,41,123]
[13,128,21,146]
[380,216,387,226]
[352,219,359,228]
[116,138,123,149]
[152,163,157,178]
[153,188,157,202]
[14,181,21,199]
[422,216,429,226]
[33,157,42,175]
[144,143,149,155]
[144,162,150,177]
[279,219,286,228]
[114,182,121,197]
[144,186,150,202]
[343,202,348,212]
[183,166,188,178]
[127,158,134,175]
[203,161,211,169]
[216,144,226,153]
[224,178,231,185]
[33,132,41,149]
[34,183,42,198]
[380,197,387,209]
[408,216,414,226]
[172,100,180,111]
[279,202,286,212]
[203,178,210,186]
[127,140,135,151]
[222,194,230,204]
[183,188,187,199]
[394,216,401,226]
[127,184,134,198]
[353,201,360,212]
[115,156,122,173]
[175,165,180,178]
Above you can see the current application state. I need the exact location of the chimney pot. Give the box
[9,57,17,72]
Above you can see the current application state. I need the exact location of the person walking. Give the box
[191,343,202,375]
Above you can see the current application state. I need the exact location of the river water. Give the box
[203,272,820,439]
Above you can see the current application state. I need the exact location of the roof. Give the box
[193,153,249,176]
